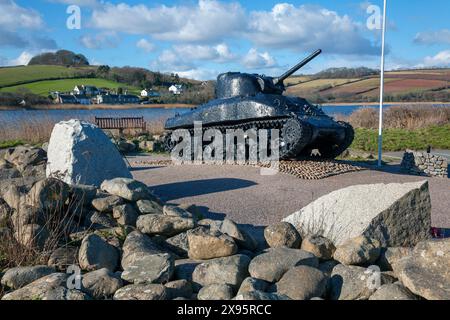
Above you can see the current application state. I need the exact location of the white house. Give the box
[141,89,150,97]
[169,84,183,95]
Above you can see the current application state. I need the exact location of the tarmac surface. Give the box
[129,154,450,229]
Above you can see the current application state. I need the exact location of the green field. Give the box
[0,65,96,87]
[0,78,140,96]
[351,125,450,152]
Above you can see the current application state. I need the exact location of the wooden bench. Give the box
[95,117,147,131]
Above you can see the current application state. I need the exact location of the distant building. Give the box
[141,89,160,97]
[169,84,183,95]
[57,94,78,104]
[72,85,99,96]
[96,94,140,104]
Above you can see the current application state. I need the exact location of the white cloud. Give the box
[247,4,379,55]
[136,39,156,53]
[0,0,43,29]
[172,44,236,62]
[47,0,99,6]
[177,69,218,81]
[420,50,450,68]
[414,29,450,45]
[91,0,246,43]
[242,48,277,69]
[80,32,119,49]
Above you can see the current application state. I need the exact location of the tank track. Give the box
[163,117,312,160]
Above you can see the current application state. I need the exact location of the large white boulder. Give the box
[283,181,431,247]
[46,119,131,187]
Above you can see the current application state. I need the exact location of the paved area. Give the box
[129,154,450,229]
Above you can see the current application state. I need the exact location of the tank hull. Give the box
[164,93,352,159]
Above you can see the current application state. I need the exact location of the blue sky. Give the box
[1,0,449,80]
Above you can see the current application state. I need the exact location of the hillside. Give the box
[286,68,450,103]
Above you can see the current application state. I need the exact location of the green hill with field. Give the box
[286,68,450,103]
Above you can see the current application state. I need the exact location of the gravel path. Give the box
[129,154,450,229]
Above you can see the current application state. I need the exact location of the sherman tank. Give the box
[164,49,354,159]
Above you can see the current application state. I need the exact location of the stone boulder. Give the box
[121,253,174,284]
[197,284,234,300]
[78,234,119,271]
[275,266,328,300]
[46,119,132,187]
[235,291,290,300]
[333,236,381,266]
[283,181,431,247]
[91,195,123,212]
[1,273,89,300]
[301,235,335,260]
[192,254,251,290]
[113,284,168,300]
[376,247,414,271]
[236,277,269,296]
[220,218,257,251]
[4,146,46,172]
[264,222,302,248]
[101,178,150,201]
[248,247,318,282]
[81,268,123,299]
[165,280,193,299]
[187,227,237,260]
[1,265,55,290]
[113,204,139,226]
[48,246,79,270]
[136,199,163,215]
[369,283,417,300]
[14,224,49,249]
[121,231,164,269]
[392,238,450,300]
[26,178,69,211]
[137,214,195,237]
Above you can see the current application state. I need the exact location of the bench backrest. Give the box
[95,117,146,130]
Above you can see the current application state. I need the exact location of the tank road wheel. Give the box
[279,119,312,159]
[317,121,355,159]
[163,132,176,153]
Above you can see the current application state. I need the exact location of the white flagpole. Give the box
[378,0,387,167]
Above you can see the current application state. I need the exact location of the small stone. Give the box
[121,231,164,269]
[26,178,69,211]
[234,291,290,300]
[248,247,318,282]
[84,211,117,229]
[101,178,150,201]
[79,234,119,271]
[91,195,123,213]
[275,266,328,300]
[136,199,162,214]
[137,214,195,237]
[264,222,301,248]
[1,265,55,290]
[81,268,123,299]
[113,284,168,300]
[48,246,79,270]
[192,254,251,290]
[301,235,336,260]
[198,284,234,300]
[113,204,139,226]
[1,273,89,300]
[220,218,257,251]
[174,259,202,283]
[165,279,193,299]
[376,247,414,271]
[187,227,237,260]
[369,283,418,300]
[121,253,174,284]
[237,277,269,296]
[333,236,381,266]
[163,205,193,219]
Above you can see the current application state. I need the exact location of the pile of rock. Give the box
[0,146,46,181]
[401,150,448,178]
[116,135,165,154]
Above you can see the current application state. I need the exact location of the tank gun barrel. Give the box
[274,49,322,85]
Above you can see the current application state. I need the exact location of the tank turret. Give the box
[215,49,322,99]
[164,49,354,160]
